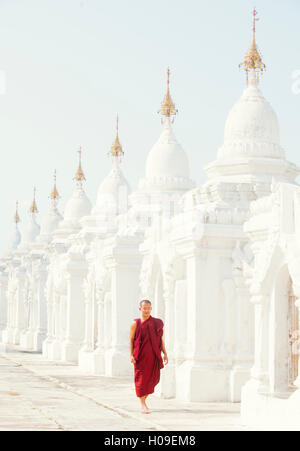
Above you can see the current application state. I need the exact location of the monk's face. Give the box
[139,302,152,318]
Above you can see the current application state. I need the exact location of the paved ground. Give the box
[0,345,285,431]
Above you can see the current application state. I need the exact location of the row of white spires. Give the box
[5,8,287,253]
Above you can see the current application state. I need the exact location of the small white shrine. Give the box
[241,182,300,427]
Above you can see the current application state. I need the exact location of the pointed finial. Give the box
[252,7,258,34]
[74,146,86,182]
[239,9,266,84]
[109,115,124,159]
[29,187,38,214]
[14,201,20,224]
[158,67,178,120]
[50,169,60,200]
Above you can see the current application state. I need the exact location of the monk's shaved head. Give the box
[139,299,152,307]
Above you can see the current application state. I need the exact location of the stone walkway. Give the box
[0,345,284,431]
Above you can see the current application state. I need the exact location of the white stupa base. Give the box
[175,360,230,402]
[0,325,6,335]
[46,340,62,361]
[12,329,20,345]
[61,340,80,363]
[78,348,94,373]
[104,347,132,377]
[229,365,252,402]
[42,338,50,358]
[78,347,105,375]
[0,342,7,353]
[33,331,46,352]
[2,328,13,344]
[155,362,176,399]
[241,378,300,429]
[20,331,34,350]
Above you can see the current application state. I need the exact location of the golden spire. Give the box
[29,187,38,214]
[158,68,177,118]
[110,115,124,158]
[50,169,60,200]
[239,9,266,82]
[74,147,86,182]
[14,201,20,224]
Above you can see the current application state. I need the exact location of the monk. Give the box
[129,300,168,414]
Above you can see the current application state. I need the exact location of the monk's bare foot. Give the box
[141,404,150,414]
[144,401,151,414]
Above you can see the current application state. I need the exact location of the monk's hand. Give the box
[163,353,168,365]
[130,355,136,364]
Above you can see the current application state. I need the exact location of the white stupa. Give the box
[117,69,195,237]
[79,119,130,239]
[8,202,21,251]
[19,188,40,249]
[139,69,194,192]
[93,118,130,217]
[205,24,299,184]
[54,149,92,240]
[218,74,283,160]
[37,171,63,244]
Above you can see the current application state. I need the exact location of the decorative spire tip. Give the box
[29,187,38,214]
[109,115,124,159]
[50,169,60,200]
[239,9,266,84]
[74,146,86,182]
[14,201,20,224]
[158,67,178,121]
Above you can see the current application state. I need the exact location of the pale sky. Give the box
[0,0,299,253]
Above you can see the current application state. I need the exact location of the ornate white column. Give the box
[156,266,176,398]
[268,272,290,394]
[34,259,48,351]
[293,297,300,388]
[9,276,17,343]
[230,243,254,402]
[0,270,8,334]
[81,277,94,353]
[12,266,26,345]
[103,235,142,377]
[49,293,62,360]
[61,256,88,363]
[42,279,53,358]
[174,279,187,364]
[241,293,270,424]
[92,286,105,374]
[250,296,269,385]
[103,291,112,354]
[2,295,12,344]
[173,233,235,402]
[20,275,34,350]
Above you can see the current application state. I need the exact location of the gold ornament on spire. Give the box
[29,187,38,214]
[110,115,124,158]
[239,9,266,81]
[14,201,20,224]
[50,169,60,200]
[74,147,86,182]
[158,68,177,118]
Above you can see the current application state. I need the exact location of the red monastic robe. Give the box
[133,316,164,397]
